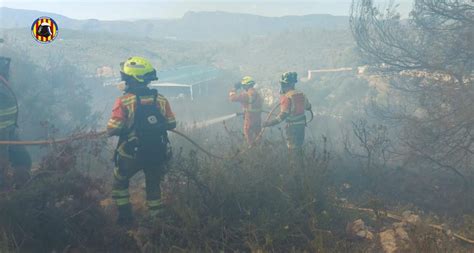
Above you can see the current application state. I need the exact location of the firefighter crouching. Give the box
[229,76,263,146]
[262,72,311,165]
[107,56,176,225]
[0,57,31,190]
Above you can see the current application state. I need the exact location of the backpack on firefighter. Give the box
[116,90,170,164]
[134,89,169,160]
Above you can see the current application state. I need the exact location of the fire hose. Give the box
[0,117,278,160]
[251,105,314,148]
[0,107,280,160]
[251,104,280,147]
[0,129,225,158]
[0,105,314,159]
[0,131,107,146]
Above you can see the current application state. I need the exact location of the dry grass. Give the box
[0,126,472,252]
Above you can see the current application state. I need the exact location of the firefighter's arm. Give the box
[107,98,126,136]
[164,99,177,130]
[229,90,249,103]
[263,96,290,127]
[264,111,289,127]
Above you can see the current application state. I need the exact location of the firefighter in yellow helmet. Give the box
[262,72,311,165]
[229,76,263,146]
[107,56,176,226]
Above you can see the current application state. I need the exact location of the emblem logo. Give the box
[31,17,59,43]
[147,116,158,124]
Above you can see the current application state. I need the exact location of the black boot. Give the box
[117,204,134,227]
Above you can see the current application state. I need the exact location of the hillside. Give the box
[2,16,362,129]
[0,7,77,28]
[0,7,348,40]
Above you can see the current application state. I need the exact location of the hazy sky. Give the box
[2,0,413,20]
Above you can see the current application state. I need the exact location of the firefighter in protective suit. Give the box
[229,76,263,146]
[107,56,176,225]
[262,72,311,166]
[0,57,32,190]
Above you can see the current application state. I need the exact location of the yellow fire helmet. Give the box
[241,76,255,87]
[120,56,158,83]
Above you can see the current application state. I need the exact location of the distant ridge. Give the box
[0,7,76,28]
[0,7,349,40]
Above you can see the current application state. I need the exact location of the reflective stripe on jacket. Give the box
[280,90,311,125]
[107,90,176,135]
[0,85,17,130]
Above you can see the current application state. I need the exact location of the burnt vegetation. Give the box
[350,0,474,210]
[0,0,473,252]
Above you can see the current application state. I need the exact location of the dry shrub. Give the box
[408,224,473,253]
[5,126,472,252]
[143,128,358,252]
[0,142,137,252]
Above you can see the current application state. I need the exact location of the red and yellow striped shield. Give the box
[31,16,59,43]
